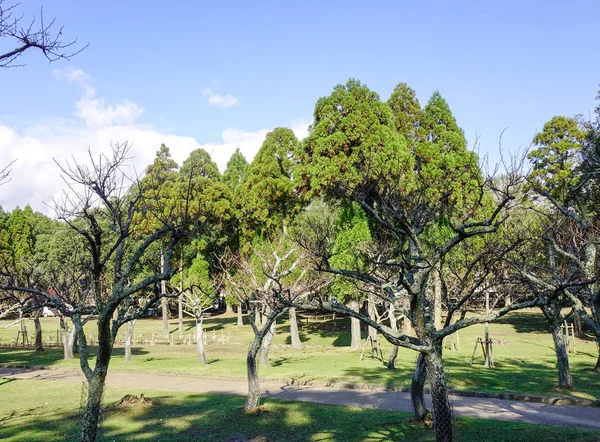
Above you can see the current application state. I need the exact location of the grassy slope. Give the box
[0,310,598,399]
[0,379,598,442]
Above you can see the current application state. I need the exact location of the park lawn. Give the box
[0,310,599,400]
[0,379,599,442]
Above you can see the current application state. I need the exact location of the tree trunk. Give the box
[245,339,262,412]
[226,303,234,315]
[73,332,79,355]
[289,307,303,350]
[424,348,453,442]
[595,346,600,373]
[411,353,429,422]
[60,317,75,360]
[237,304,244,327]
[550,320,573,388]
[434,272,442,330]
[402,297,413,335]
[259,318,276,367]
[78,315,113,442]
[349,299,362,348]
[178,253,184,339]
[368,299,378,358]
[79,373,107,442]
[34,317,44,352]
[161,247,169,337]
[388,345,399,370]
[254,310,262,328]
[388,302,399,369]
[261,309,268,327]
[573,309,585,338]
[124,320,136,362]
[196,318,207,364]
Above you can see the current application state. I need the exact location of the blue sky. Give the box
[1,0,599,212]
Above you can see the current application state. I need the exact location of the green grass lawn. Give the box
[0,379,598,441]
[1,310,599,400]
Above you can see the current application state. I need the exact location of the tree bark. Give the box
[226,303,234,315]
[78,312,116,442]
[178,252,184,339]
[244,339,262,412]
[289,307,303,350]
[237,304,244,327]
[388,345,399,369]
[572,309,584,338]
[550,320,573,388]
[434,271,442,331]
[411,353,429,422]
[595,346,600,373]
[79,373,106,442]
[73,332,79,355]
[161,245,169,337]
[259,318,276,367]
[402,297,413,335]
[60,317,75,360]
[254,310,262,328]
[124,320,136,362]
[33,317,44,352]
[368,299,378,358]
[424,348,453,442]
[349,299,362,348]
[387,303,399,369]
[196,318,207,364]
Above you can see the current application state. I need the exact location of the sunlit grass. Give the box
[0,379,598,441]
[1,309,598,399]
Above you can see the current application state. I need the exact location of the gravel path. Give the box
[1,367,600,431]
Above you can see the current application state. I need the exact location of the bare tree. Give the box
[1,142,207,442]
[294,161,543,442]
[224,238,328,412]
[0,0,87,67]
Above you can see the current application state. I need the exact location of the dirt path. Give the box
[1,367,600,431]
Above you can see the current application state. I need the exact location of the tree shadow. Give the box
[280,313,367,348]
[2,387,598,441]
[0,346,151,367]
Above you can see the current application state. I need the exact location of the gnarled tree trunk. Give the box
[80,373,107,442]
[34,317,44,352]
[259,318,276,366]
[411,352,429,422]
[78,316,113,442]
[388,303,399,369]
[368,299,378,358]
[349,299,361,348]
[60,317,75,360]
[124,320,136,362]
[196,318,207,364]
[237,304,244,327]
[245,339,262,412]
[424,347,453,442]
[434,271,442,331]
[179,254,184,339]
[289,307,303,350]
[161,247,169,338]
[550,320,573,388]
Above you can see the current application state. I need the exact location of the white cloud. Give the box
[202,88,238,108]
[0,68,307,215]
[54,67,145,128]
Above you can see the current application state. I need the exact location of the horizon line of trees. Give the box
[1,79,599,442]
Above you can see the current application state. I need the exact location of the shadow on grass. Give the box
[0,346,150,367]
[1,389,599,442]
[280,313,368,348]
